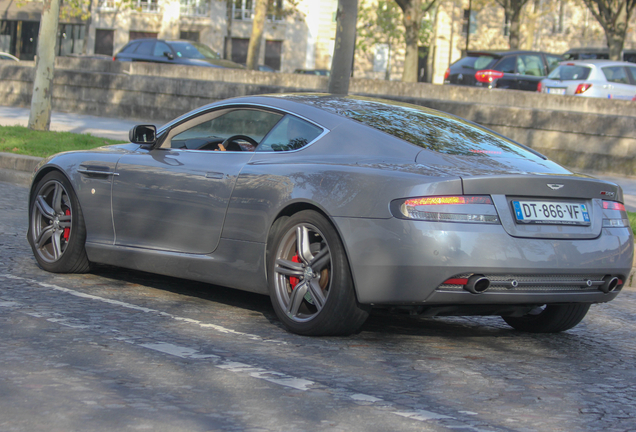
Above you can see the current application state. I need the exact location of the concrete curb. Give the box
[1,151,634,290]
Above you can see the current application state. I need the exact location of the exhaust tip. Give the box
[600,275,619,293]
[464,275,490,294]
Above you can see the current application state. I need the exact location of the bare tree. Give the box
[28,0,61,131]
[225,0,233,60]
[581,0,636,60]
[329,0,358,94]
[494,0,531,49]
[394,0,438,82]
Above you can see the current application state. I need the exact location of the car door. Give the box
[111,107,284,254]
[601,66,635,100]
[515,54,546,91]
[492,55,518,89]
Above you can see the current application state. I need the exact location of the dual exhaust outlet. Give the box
[460,274,620,294]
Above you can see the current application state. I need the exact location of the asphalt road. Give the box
[2,180,636,432]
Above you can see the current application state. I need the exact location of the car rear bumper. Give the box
[334,216,633,305]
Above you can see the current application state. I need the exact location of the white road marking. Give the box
[394,410,453,421]
[1,274,287,344]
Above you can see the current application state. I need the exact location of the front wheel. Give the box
[267,210,369,336]
[28,171,91,273]
[502,303,591,333]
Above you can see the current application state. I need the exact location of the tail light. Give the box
[444,68,450,81]
[475,70,504,83]
[602,200,629,228]
[391,195,500,224]
[575,83,592,94]
[537,82,542,92]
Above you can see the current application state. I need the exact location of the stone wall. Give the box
[1,57,635,175]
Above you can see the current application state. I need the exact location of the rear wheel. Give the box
[28,171,91,273]
[502,303,590,333]
[268,210,369,336]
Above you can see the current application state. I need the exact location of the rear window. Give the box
[453,55,496,70]
[331,101,543,160]
[547,65,591,80]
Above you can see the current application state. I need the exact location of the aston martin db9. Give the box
[28,94,633,336]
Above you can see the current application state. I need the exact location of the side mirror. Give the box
[129,125,156,146]
[163,51,174,60]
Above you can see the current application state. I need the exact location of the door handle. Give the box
[205,172,225,179]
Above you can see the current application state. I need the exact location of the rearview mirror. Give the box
[129,125,156,146]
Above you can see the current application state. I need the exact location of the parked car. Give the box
[539,60,636,100]
[0,52,19,61]
[114,39,244,69]
[444,50,562,91]
[563,47,636,63]
[294,68,330,76]
[27,94,632,336]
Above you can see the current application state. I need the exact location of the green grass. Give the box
[627,211,636,236]
[0,125,125,158]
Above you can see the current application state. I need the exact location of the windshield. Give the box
[548,65,591,80]
[453,55,497,70]
[167,41,221,60]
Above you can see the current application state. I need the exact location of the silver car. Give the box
[27,95,633,336]
[539,59,636,99]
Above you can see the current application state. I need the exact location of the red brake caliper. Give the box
[63,209,71,241]
[289,254,301,290]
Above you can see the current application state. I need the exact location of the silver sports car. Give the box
[27,94,633,336]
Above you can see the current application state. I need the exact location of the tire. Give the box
[502,303,591,333]
[28,171,91,273]
[267,210,370,336]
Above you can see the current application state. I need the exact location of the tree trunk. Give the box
[28,0,60,131]
[81,0,93,55]
[607,32,625,61]
[328,0,358,94]
[397,0,422,82]
[508,7,522,49]
[225,0,233,60]
[246,0,268,70]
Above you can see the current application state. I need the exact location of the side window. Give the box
[167,109,283,151]
[602,66,629,84]
[626,66,636,84]
[494,56,516,73]
[517,54,544,76]
[134,41,155,56]
[120,42,139,54]
[153,41,172,58]
[545,54,562,73]
[256,115,323,152]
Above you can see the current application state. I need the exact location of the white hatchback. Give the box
[539,59,636,100]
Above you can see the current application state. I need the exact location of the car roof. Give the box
[467,50,558,57]
[559,59,635,67]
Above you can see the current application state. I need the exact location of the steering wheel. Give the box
[220,135,258,151]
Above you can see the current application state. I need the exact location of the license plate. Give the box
[547,87,566,95]
[512,201,590,225]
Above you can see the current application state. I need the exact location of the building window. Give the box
[180,31,200,41]
[94,29,114,56]
[227,37,249,64]
[134,0,159,13]
[233,0,284,22]
[129,31,158,40]
[97,0,116,11]
[180,0,210,17]
[265,39,282,70]
[57,23,85,56]
[462,9,477,35]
